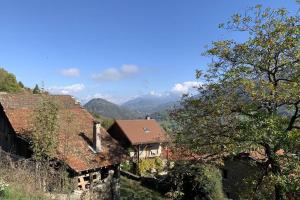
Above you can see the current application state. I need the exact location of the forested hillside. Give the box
[84,98,142,119]
[0,68,23,92]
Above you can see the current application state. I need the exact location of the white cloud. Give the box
[121,64,139,75]
[92,64,139,81]
[48,83,85,95]
[60,68,80,77]
[171,81,201,94]
[149,90,163,97]
[83,93,114,103]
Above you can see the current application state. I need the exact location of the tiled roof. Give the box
[162,147,204,161]
[114,119,168,145]
[0,93,126,173]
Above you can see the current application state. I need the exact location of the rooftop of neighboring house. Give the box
[110,119,169,145]
[0,92,126,173]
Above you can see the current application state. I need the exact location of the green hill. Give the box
[84,98,141,120]
[0,68,23,92]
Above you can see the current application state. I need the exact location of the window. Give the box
[83,176,89,182]
[101,168,109,180]
[143,127,150,133]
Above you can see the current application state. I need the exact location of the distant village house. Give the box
[108,118,168,160]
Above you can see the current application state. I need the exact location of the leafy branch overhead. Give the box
[172,6,300,200]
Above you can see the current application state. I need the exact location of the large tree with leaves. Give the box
[0,68,22,92]
[172,6,300,200]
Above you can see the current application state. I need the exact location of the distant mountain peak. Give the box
[121,94,180,115]
[84,98,141,119]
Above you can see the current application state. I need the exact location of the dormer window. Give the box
[143,127,150,133]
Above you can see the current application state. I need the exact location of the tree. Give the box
[172,6,300,200]
[33,84,41,94]
[18,81,24,88]
[0,68,22,92]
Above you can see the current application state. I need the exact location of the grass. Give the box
[120,176,165,200]
[1,185,45,200]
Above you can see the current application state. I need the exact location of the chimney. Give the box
[145,115,151,120]
[93,121,101,153]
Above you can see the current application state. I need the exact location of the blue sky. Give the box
[0,0,298,104]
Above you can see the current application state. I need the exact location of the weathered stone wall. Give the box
[80,170,120,200]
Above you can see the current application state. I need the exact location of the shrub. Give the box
[161,161,226,200]
[139,158,164,175]
[121,161,135,173]
[0,179,8,197]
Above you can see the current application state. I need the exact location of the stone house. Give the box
[0,93,126,197]
[108,118,168,160]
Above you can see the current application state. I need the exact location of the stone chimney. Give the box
[93,121,101,153]
[145,115,151,120]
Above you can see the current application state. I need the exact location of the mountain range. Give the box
[84,94,181,120]
[84,98,141,119]
[122,94,180,115]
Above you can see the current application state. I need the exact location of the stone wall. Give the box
[80,170,120,200]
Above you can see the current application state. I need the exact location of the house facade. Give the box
[108,119,168,160]
[0,93,126,199]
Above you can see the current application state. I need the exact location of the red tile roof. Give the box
[0,93,126,173]
[114,119,168,145]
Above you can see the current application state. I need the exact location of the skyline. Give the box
[0,0,298,104]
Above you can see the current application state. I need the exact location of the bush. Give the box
[121,161,135,173]
[139,158,164,175]
[161,161,226,200]
[120,176,164,200]
[0,179,9,197]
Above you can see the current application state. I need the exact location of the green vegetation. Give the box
[172,5,300,200]
[0,68,22,92]
[32,84,41,94]
[162,162,225,200]
[32,98,59,161]
[139,158,164,175]
[85,98,141,120]
[120,176,165,200]
[91,112,115,129]
[0,186,44,200]
[121,161,135,173]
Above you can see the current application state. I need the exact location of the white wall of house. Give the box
[130,143,162,158]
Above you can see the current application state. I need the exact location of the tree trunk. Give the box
[274,184,284,200]
[264,143,284,200]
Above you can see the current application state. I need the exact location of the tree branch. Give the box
[285,100,300,132]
